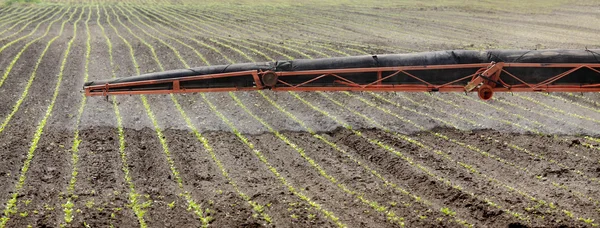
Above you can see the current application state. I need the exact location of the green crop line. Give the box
[226,37,295,60]
[486,138,600,205]
[174,8,376,62]
[546,94,600,115]
[114,11,361,222]
[277,40,331,58]
[0,7,63,88]
[4,0,41,6]
[370,92,471,131]
[428,94,538,134]
[428,93,600,164]
[0,7,37,33]
[338,91,597,225]
[108,6,162,70]
[122,7,209,65]
[175,9,321,59]
[119,6,208,66]
[370,92,600,212]
[213,37,272,61]
[391,93,481,129]
[153,6,272,61]
[115,5,276,224]
[123,6,281,223]
[283,39,350,57]
[138,96,213,227]
[246,39,313,59]
[202,7,412,53]
[492,97,600,143]
[148,6,257,62]
[517,94,600,126]
[200,8,354,41]
[159,5,359,63]
[153,6,278,62]
[131,5,232,64]
[258,91,431,203]
[460,93,600,158]
[256,90,469,226]
[405,10,597,45]
[174,7,381,59]
[163,7,315,59]
[103,5,151,227]
[158,5,336,64]
[333,92,543,220]
[169,95,273,224]
[0,7,70,136]
[230,92,406,226]
[0,7,24,25]
[0,6,59,57]
[61,5,92,225]
[0,7,43,37]
[336,45,371,55]
[110,5,213,226]
[114,6,186,67]
[0,6,60,56]
[0,6,54,42]
[261,7,455,51]
[567,93,600,107]
[133,8,443,225]
[458,94,545,134]
[142,11,590,224]
[0,7,82,228]
[201,93,346,227]
[343,5,592,44]
[289,91,526,224]
[484,98,600,187]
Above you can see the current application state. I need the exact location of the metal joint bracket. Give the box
[464,62,504,100]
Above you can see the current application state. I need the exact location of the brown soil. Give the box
[0,2,600,228]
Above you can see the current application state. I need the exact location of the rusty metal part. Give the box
[84,62,600,100]
[261,71,278,87]
[478,85,494,100]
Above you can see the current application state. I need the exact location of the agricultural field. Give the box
[0,0,599,227]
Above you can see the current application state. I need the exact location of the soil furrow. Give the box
[288,91,531,226]
[0,7,84,227]
[330,91,599,225]
[0,6,75,217]
[104,5,203,227]
[236,91,468,227]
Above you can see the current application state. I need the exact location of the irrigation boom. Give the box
[84,49,600,100]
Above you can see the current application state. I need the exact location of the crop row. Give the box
[134,6,484,226]
[0,6,83,227]
[112,5,345,226]
[371,93,600,219]
[0,6,60,87]
[89,5,462,226]
[0,4,598,227]
[106,5,211,226]
[0,7,42,37]
[197,8,600,222]
[0,7,48,40]
[109,5,596,226]
[161,8,506,224]
[61,5,92,225]
[0,7,68,135]
[186,9,600,224]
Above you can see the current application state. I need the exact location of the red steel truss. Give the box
[84,62,600,100]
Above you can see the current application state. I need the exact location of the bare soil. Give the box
[0,2,600,228]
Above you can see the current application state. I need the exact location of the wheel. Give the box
[478,85,494,101]
[261,72,278,87]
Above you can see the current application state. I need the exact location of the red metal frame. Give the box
[84,62,600,100]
